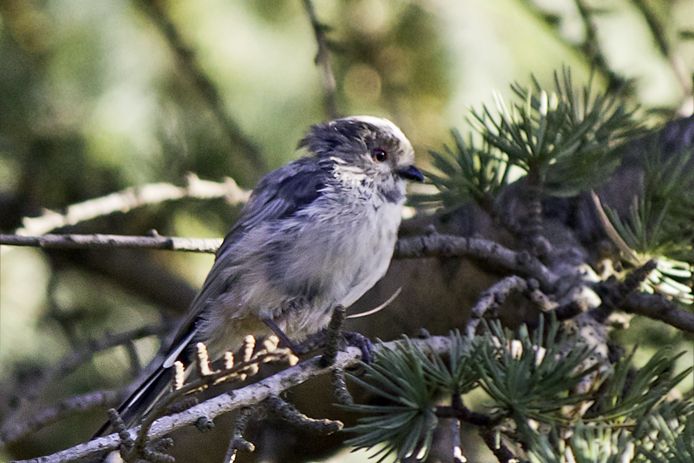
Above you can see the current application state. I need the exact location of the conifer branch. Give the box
[120,337,297,462]
[448,393,467,463]
[590,260,658,322]
[330,368,353,405]
[14,337,452,463]
[320,305,346,367]
[435,405,499,427]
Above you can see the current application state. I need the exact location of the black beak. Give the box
[398,165,424,182]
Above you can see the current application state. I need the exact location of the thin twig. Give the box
[590,260,657,323]
[631,0,693,99]
[16,336,452,463]
[0,233,222,253]
[265,395,342,434]
[330,368,353,405]
[0,390,120,446]
[302,0,339,119]
[523,170,546,255]
[223,407,255,463]
[621,292,694,333]
[466,276,529,337]
[124,340,142,377]
[554,299,589,321]
[16,174,249,236]
[450,416,465,463]
[5,231,690,332]
[590,191,640,263]
[438,396,512,462]
[136,0,266,172]
[395,234,557,290]
[124,340,296,461]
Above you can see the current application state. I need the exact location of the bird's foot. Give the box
[313,329,374,366]
[318,305,374,365]
[341,331,374,364]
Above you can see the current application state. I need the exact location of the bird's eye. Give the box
[372,148,388,163]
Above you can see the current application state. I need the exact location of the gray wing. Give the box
[163,156,328,363]
[217,156,327,258]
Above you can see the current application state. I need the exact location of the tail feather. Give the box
[93,329,197,438]
[93,363,173,438]
[120,366,174,427]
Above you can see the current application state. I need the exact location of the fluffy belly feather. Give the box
[202,196,403,353]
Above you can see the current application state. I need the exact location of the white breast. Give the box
[336,200,402,308]
[266,189,404,337]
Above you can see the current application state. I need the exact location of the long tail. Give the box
[93,329,197,438]
[93,361,172,437]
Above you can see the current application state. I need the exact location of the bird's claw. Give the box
[342,331,374,364]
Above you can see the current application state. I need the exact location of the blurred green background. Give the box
[0,0,692,461]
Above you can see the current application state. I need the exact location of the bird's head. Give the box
[299,116,423,195]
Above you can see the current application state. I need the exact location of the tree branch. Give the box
[435,406,498,427]
[0,233,222,253]
[621,292,694,333]
[136,0,267,172]
[16,174,249,236]
[302,0,339,119]
[465,276,529,337]
[394,234,557,290]
[15,337,452,463]
[223,407,255,463]
[0,390,121,446]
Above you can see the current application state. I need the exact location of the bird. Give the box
[98,115,423,434]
